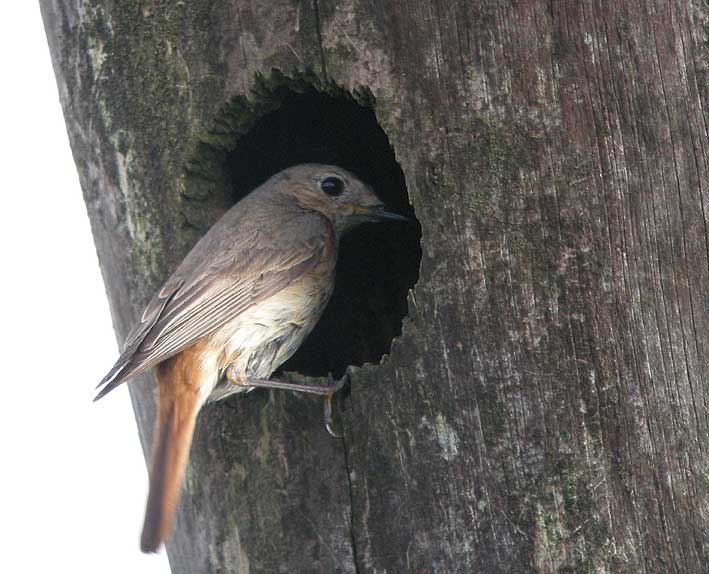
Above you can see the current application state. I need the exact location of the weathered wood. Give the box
[42,1,709,572]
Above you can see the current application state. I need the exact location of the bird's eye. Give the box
[320,176,345,197]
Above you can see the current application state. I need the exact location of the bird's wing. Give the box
[95,218,328,400]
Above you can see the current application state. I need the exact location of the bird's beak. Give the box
[347,203,410,222]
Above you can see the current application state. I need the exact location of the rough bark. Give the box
[42,1,709,573]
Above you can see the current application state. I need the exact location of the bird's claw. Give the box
[323,372,349,438]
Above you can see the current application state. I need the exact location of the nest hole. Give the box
[222,81,421,378]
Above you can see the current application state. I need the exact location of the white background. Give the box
[0,4,170,572]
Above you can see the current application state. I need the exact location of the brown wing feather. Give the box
[95,208,330,401]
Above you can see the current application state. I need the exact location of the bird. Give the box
[94,163,407,553]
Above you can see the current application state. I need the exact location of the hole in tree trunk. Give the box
[192,72,421,378]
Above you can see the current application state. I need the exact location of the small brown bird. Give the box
[95,163,406,552]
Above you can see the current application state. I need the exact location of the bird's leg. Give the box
[225,364,348,437]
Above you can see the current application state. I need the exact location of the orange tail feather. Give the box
[140,352,204,553]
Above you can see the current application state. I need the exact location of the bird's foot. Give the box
[227,365,349,437]
[323,372,349,439]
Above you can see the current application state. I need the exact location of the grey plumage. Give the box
[95,163,403,402]
[97,171,334,400]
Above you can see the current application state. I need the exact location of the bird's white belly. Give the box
[206,275,333,389]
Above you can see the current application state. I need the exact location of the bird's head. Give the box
[275,164,408,236]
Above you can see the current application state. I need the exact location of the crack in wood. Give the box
[312,0,328,77]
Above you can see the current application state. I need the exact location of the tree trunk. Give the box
[41,1,709,572]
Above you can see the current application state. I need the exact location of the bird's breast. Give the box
[208,257,336,381]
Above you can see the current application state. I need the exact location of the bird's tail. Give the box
[140,358,202,553]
